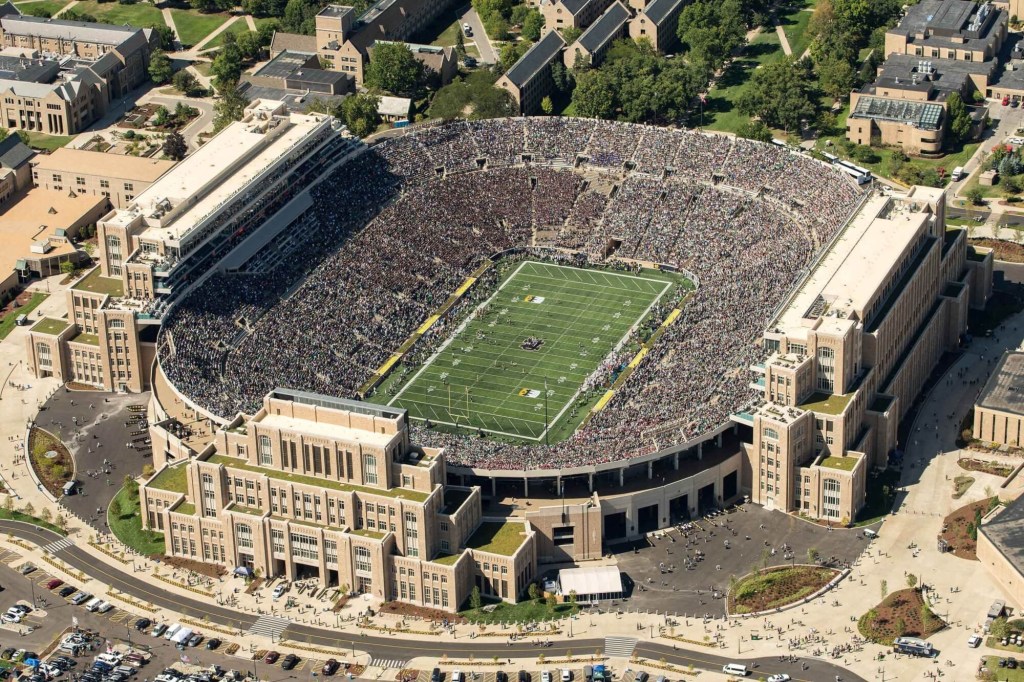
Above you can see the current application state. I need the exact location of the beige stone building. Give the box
[627,0,685,54]
[24,101,348,393]
[497,30,566,115]
[973,351,1024,447]
[31,149,174,209]
[139,388,537,610]
[563,1,629,68]
[979,495,1024,609]
[539,0,613,35]
[0,134,33,207]
[747,187,992,522]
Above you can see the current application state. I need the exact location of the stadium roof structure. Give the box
[849,95,943,130]
[577,1,630,55]
[505,30,565,87]
[977,352,1024,416]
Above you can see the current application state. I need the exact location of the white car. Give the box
[767,675,791,682]
[541,672,552,682]
[40,663,62,678]
[462,22,472,34]
[1009,137,1024,146]
[272,583,288,600]
[560,670,571,682]
[968,634,983,648]
[96,601,114,614]
[451,672,463,682]
[1,610,21,624]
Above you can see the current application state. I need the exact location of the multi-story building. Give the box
[973,351,1024,447]
[539,0,613,35]
[563,1,629,68]
[140,388,537,610]
[847,0,1002,155]
[497,30,566,115]
[0,9,157,134]
[24,100,353,392]
[0,134,33,207]
[744,187,993,521]
[627,0,685,54]
[31,149,175,209]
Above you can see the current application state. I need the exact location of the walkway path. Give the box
[775,20,793,57]
[245,14,256,31]
[192,15,241,52]
[52,0,76,17]
[162,7,180,46]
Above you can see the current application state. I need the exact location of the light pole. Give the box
[26,573,36,608]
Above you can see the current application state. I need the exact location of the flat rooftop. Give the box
[32,148,175,183]
[254,412,397,447]
[774,193,929,337]
[977,352,1024,416]
[466,521,529,556]
[981,496,1024,579]
[72,266,123,298]
[0,187,101,280]
[110,111,326,246]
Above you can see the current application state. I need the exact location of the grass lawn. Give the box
[22,131,75,152]
[982,656,1024,680]
[72,0,163,26]
[109,486,165,556]
[0,292,48,341]
[13,0,70,17]
[171,9,230,47]
[28,427,73,498]
[704,29,784,134]
[202,19,250,49]
[778,0,816,59]
[0,508,66,536]
[192,61,213,77]
[461,597,579,624]
[729,566,837,614]
[383,260,678,442]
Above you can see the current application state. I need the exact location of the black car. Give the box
[496,673,507,682]
[321,660,339,677]
[430,668,441,682]
[135,618,152,631]
[204,639,221,651]
[281,655,299,671]
[518,672,529,682]
[1010,658,1020,670]
[58,586,76,598]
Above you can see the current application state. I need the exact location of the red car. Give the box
[45,579,63,590]
[263,652,280,664]
[1004,96,1011,106]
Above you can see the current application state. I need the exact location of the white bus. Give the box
[835,159,872,185]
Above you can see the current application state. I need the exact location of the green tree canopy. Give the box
[340,93,381,137]
[427,71,515,120]
[172,70,202,96]
[676,0,746,72]
[364,42,424,96]
[163,131,187,161]
[571,69,615,119]
[211,32,243,89]
[213,80,250,131]
[947,91,973,143]
[737,57,820,132]
[148,49,173,85]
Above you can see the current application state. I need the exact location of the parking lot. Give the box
[36,390,152,529]
[613,504,872,616]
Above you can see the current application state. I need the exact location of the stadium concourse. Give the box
[158,117,864,473]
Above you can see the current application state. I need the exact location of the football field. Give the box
[387,260,675,441]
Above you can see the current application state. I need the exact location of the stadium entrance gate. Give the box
[697,483,716,514]
[722,471,738,501]
[669,494,690,524]
[637,504,659,534]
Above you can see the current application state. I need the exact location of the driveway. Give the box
[147,96,215,152]
[457,5,496,64]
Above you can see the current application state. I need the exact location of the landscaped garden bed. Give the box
[940,496,1000,560]
[108,483,165,556]
[727,565,838,614]
[28,427,73,498]
[858,588,945,644]
[969,238,1024,264]
[959,457,1015,478]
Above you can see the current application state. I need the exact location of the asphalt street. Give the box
[0,522,864,682]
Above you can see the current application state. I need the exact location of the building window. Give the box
[355,546,371,573]
[363,453,377,485]
[235,523,253,549]
[258,435,273,466]
[271,528,284,553]
[289,533,318,560]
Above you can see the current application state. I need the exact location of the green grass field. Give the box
[385,261,673,441]
[171,9,230,47]
[72,0,163,26]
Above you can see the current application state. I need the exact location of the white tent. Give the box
[557,565,623,603]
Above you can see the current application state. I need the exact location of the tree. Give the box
[148,49,173,85]
[163,131,187,161]
[816,56,856,101]
[40,508,52,524]
[966,187,985,206]
[191,0,233,12]
[22,502,34,517]
[142,464,155,478]
[528,582,539,600]
[124,475,139,500]
[173,70,201,97]
[499,41,530,73]
[60,262,75,276]
[153,105,170,127]
[211,32,243,88]
[282,0,321,34]
[894,617,906,637]
[550,61,573,95]
[561,26,582,44]
[365,42,423,96]
[737,120,772,143]
[807,547,819,564]
[521,8,544,42]
[906,573,918,590]
[470,585,482,610]
[455,29,466,60]
[213,81,250,132]
[571,69,614,119]
[148,24,176,51]
[676,0,746,72]
[568,589,577,605]
[880,579,888,601]
[545,593,557,613]
[540,96,553,115]
[947,91,973,143]
[737,57,820,132]
[340,93,380,137]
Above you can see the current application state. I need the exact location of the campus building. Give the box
[539,0,613,36]
[0,134,33,207]
[563,1,630,68]
[0,9,158,134]
[745,187,993,521]
[139,388,537,610]
[848,0,1002,155]
[627,0,685,54]
[24,100,351,392]
[31,148,175,209]
[973,351,1024,447]
[497,30,566,115]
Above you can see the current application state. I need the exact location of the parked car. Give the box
[205,639,221,651]
[96,601,114,614]
[151,624,168,638]
[968,635,982,648]
[451,671,464,682]
[12,604,32,615]
[2,610,22,624]
[272,584,287,600]
[281,655,299,671]
[462,22,472,35]
[18,564,36,576]
[462,56,477,67]
[540,672,551,682]
[321,660,339,676]
[1,647,16,660]
[135,618,152,632]
[186,634,204,648]
[45,579,63,590]
[560,671,571,682]
[58,586,76,598]
[429,668,441,682]
[69,592,91,606]
[263,652,279,665]
[767,675,792,682]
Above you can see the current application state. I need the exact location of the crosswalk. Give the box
[248,614,290,639]
[370,658,407,670]
[42,538,73,554]
[604,636,637,658]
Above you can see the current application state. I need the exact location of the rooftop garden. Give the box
[820,454,860,472]
[174,502,196,516]
[204,454,429,502]
[229,504,265,516]
[466,521,527,556]
[29,317,68,337]
[69,331,99,346]
[72,267,123,298]
[431,553,462,565]
[349,528,386,539]
[0,293,50,340]
[147,464,189,493]
[799,391,853,416]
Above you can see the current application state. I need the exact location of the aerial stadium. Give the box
[28,108,991,578]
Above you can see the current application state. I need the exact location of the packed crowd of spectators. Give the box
[159,117,863,471]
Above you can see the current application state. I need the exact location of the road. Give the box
[149,96,215,151]
[0,522,863,682]
[457,5,496,64]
